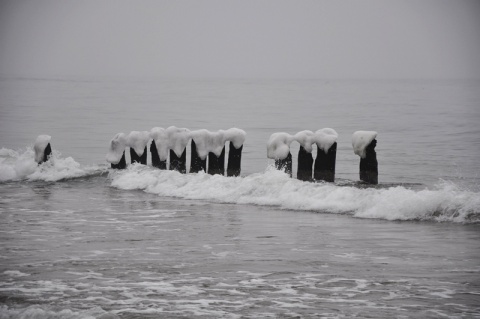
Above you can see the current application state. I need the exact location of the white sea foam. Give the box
[0,305,115,319]
[33,134,51,163]
[110,166,480,223]
[0,148,106,182]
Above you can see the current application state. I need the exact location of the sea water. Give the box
[0,77,479,318]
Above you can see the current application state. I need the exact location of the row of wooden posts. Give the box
[111,140,243,177]
[111,139,378,184]
[275,139,378,184]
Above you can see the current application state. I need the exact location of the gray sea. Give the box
[0,77,479,318]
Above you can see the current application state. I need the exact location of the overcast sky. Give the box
[0,0,479,79]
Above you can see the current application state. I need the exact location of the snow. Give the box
[150,127,169,161]
[224,128,246,149]
[294,130,315,153]
[126,131,150,156]
[190,128,246,159]
[165,126,191,157]
[106,133,127,164]
[34,135,51,163]
[352,131,377,158]
[267,132,294,160]
[190,129,211,160]
[190,130,225,159]
[314,128,339,153]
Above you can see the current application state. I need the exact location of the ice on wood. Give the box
[352,131,378,158]
[150,127,169,161]
[224,128,246,149]
[126,131,150,156]
[314,128,339,153]
[34,135,52,163]
[294,130,315,153]
[267,132,294,160]
[165,126,191,158]
[106,133,127,164]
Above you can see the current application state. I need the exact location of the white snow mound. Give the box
[314,128,338,153]
[150,127,169,161]
[267,132,294,160]
[126,131,150,156]
[106,133,127,164]
[294,130,315,153]
[352,131,377,158]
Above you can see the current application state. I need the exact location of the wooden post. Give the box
[297,145,313,181]
[314,142,337,182]
[226,142,243,177]
[360,139,378,184]
[150,141,166,169]
[275,152,292,177]
[208,146,225,175]
[130,147,147,165]
[170,149,187,173]
[111,151,127,169]
[190,140,207,173]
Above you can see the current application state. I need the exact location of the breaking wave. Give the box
[110,165,480,224]
[0,147,106,182]
[0,305,118,319]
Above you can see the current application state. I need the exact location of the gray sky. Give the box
[1,0,479,79]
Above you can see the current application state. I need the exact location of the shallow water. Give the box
[1,77,480,318]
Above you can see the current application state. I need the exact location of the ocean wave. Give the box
[0,148,107,182]
[0,305,118,319]
[110,165,480,223]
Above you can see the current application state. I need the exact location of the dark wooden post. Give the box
[360,139,378,184]
[111,151,127,169]
[208,146,225,175]
[38,143,52,165]
[297,146,313,181]
[170,149,187,173]
[130,147,147,165]
[150,141,167,169]
[275,152,292,177]
[314,142,337,182]
[226,142,243,177]
[190,140,207,173]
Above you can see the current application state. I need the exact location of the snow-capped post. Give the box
[313,128,338,182]
[208,147,225,175]
[150,141,166,169]
[267,132,294,177]
[190,139,207,173]
[170,149,187,173]
[166,126,190,174]
[150,127,168,169]
[34,135,52,165]
[126,131,150,165]
[225,128,246,177]
[106,133,127,169]
[352,131,378,185]
[207,130,227,175]
[190,130,209,173]
[294,131,315,181]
